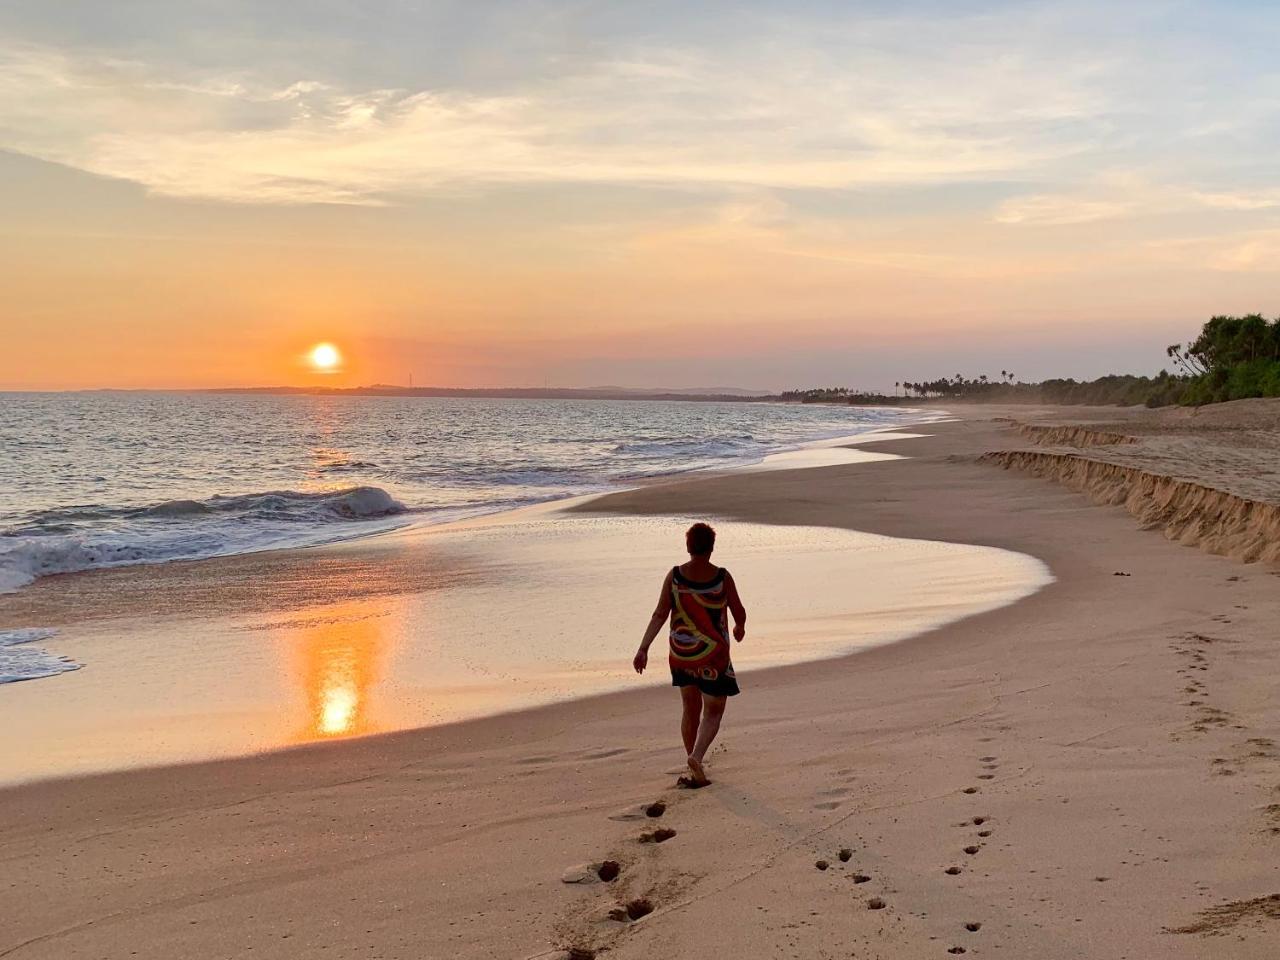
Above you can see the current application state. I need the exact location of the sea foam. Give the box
[0,628,79,683]
[0,486,408,593]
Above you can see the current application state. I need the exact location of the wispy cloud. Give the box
[993,193,1136,225]
[1191,189,1280,211]
[994,177,1280,226]
[0,17,1130,205]
[1146,228,1280,272]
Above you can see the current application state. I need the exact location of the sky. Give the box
[1,0,1278,391]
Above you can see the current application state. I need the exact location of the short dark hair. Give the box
[685,522,716,556]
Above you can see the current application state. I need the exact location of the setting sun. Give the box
[308,342,342,373]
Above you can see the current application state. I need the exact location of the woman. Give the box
[633,522,746,786]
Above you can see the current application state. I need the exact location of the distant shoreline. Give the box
[200,385,782,402]
[202,386,931,406]
[0,385,783,402]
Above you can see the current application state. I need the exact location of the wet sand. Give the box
[3,411,1279,958]
[0,477,1048,781]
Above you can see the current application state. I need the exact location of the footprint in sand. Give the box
[597,861,620,882]
[676,776,711,790]
[609,800,667,822]
[963,845,980,855]
[964,922,982,932]
[608,898,654,922]
[945,866,963,875]
[639,828,677,844]
[962,787,979,795]
[560,860,621,884]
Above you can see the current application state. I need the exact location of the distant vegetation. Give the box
[1165,314,1280,405]
[785,314,1280,408]
[779,387,855,402]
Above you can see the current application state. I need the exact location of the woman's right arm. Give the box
[633,571,673,674]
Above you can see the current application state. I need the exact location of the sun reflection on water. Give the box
[292,603,389,740]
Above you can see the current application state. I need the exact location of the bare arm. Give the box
[725,572,747,642]
[633,571,674,674]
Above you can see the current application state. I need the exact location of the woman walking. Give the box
[633,522,746,786]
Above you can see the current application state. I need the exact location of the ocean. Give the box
[0,391,916,597]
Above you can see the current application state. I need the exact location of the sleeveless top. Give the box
[668,565,732,681]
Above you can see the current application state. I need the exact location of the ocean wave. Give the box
[316,458,380,473]
[0,628,80,684]
[610,435,757,456]
[0,487,407,593]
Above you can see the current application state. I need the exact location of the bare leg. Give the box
[679,685,702,756]
[688,695,727,783]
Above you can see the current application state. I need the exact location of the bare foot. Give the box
[687,755,710,786]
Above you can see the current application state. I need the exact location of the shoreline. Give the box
[0,418,1045,784]
[0,406,928,603]
[4,409,1279,958]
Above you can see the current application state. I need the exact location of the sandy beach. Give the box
[4,406,1279,959]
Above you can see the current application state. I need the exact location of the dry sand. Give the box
[3,408,1279,959]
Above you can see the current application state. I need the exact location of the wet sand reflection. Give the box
[291,603,392,741]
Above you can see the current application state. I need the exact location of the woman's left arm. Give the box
[725,572,747,642]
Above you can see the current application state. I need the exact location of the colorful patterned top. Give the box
[668,565,732,682]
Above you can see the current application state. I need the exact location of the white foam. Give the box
[737,446,901,472]
[0,486,409,594]
[0,629,80,684]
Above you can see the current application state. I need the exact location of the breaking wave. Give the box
[0,487,407,593]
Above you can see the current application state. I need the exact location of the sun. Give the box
[308,342,342,373]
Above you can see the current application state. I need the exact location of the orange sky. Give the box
[2,2,1278,391]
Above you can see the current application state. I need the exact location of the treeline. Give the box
[779,387,854,402]
[784,314,1280,408]
[1165,314,1280,405]
[899,371,1189,407]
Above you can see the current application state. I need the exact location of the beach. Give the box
[3,406,1279,959]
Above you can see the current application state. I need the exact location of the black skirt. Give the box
[671,664,740,697]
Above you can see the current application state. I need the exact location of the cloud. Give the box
[1191,189,1280,211]
[1147,229,1280,273]
[2,2,1277,228]
[993,176,1280,226]
[0,22,1125,205]
[993,193,1136,225]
